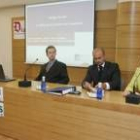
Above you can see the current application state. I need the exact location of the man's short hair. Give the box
[46,45,56,54]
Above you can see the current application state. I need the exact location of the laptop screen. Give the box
[0,65,5,79]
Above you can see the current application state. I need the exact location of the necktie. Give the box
[98,65,103,81]
[46,62,52,72]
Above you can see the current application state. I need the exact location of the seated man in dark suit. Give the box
[36,45,69,84]
[82,48,121,91]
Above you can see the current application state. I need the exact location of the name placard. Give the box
[0,102,4,117]
[0,87,3,102]
[0,87,4,117]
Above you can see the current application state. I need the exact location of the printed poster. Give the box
[13,19,25,39]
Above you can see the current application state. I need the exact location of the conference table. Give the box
[0,80,140,140]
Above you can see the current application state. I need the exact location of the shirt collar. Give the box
[97,62,105,67]
[48,59,56,64]
[97,62,105,71]
[101,62,105,67]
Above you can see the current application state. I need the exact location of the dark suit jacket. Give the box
[82,61,121,90]
[36,60,69,84]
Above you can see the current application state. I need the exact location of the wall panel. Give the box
[116,1,140,73]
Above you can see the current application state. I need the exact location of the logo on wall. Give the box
[13,20,25,39]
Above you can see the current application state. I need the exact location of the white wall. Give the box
[0,6,24,77]
[96,0,117,10]
[0,0,117,77]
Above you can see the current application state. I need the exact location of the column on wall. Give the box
[116,0,140,71]
[116,0,140,86]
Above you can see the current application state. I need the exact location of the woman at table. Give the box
[123,67,140,96]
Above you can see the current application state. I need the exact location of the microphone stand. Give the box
[18,59,38,87]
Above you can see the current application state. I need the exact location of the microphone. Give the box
[18,58,39,87]
[24,58,38,81]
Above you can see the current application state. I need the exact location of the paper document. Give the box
[87,88,104,98]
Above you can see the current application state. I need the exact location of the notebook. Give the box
[0,64,15,82]
[47,86,76,95]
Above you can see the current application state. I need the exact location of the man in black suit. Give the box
[82,48,121,91]
[36,46,69,84]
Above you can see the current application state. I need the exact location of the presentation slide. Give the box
[26,0,94,67]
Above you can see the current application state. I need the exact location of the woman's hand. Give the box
[122,90,130,97]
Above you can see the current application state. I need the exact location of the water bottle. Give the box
[96,82,103,100]
[41,76,46,93]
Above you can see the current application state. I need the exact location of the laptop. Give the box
[0,64,15,82]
